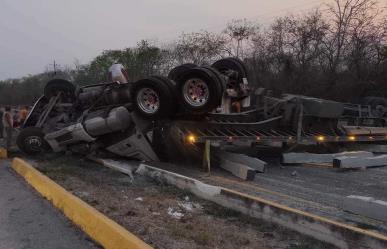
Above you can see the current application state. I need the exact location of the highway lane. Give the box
[0,160,98,249]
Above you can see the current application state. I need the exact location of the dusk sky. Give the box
[0,0,328,80]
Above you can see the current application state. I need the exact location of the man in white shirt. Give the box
[108,62,129,83]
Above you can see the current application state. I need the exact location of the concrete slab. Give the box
[333,154,387,169]
[88,157,137,181]
[343,195,387,222]
[214,150,266,180]
[282,151,373,164]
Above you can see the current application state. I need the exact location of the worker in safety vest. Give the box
[108,62,129,83]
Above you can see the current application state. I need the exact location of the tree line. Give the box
[0,0,386,105]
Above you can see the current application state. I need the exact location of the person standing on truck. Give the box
[108,62,129,83]
[2,106,13,150]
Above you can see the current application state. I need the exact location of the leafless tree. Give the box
[223,19,257,58]
[174,31,226,65]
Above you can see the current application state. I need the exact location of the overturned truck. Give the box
[17,58,387,162]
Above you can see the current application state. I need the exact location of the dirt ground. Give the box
[29,154,334,249]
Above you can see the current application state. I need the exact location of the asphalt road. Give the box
[0,160,98,249]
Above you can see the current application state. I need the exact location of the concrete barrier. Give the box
[334,154,387,169]
[88,157,136,181]
[12,158,152,249]
[136,163,387,249]
[282,151,373,164]
[343,195,387,222]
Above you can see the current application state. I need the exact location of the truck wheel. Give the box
[367,97,387,117]
[168,63,197,82]
[17,127,50,155]
[201,66,226,93]
[132,77,175,119]
[212,57,248,83]
[177,67,223,114]
[44,79,76,101]
[150,76,177,96]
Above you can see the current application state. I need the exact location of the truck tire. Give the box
[168,63,197,82]
[150,76,177,96]
[44,79,76,101]
[16,127,50,155]
[367,97,387,117]
[176,67,223,114]
[132,77,175,119]
[201,66,226,93]
[212,57,248,83]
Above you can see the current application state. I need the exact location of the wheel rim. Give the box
[182,78,209,107]
[24,136,43,152]
[137,88,160,114]
[374,105,387,117]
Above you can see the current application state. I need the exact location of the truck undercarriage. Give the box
[17,58,387,162]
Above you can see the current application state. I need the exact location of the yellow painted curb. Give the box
[0,148,7,158]
[12,158,152,249]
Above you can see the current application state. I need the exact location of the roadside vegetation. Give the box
[0,0,386,105]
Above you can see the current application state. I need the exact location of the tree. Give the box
[174,31,226,65]
[223,19,257,58]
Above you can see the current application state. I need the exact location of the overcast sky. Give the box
[0,0,328,80]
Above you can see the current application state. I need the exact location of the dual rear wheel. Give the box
[132,57,248,119]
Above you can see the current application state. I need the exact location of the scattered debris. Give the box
[135,197,143,201]
[75,191,90,198]
[167,207,184,220]
[178,200,203,213]
[291,171,298,177]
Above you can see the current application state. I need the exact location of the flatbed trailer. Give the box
[172,95,387,152]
